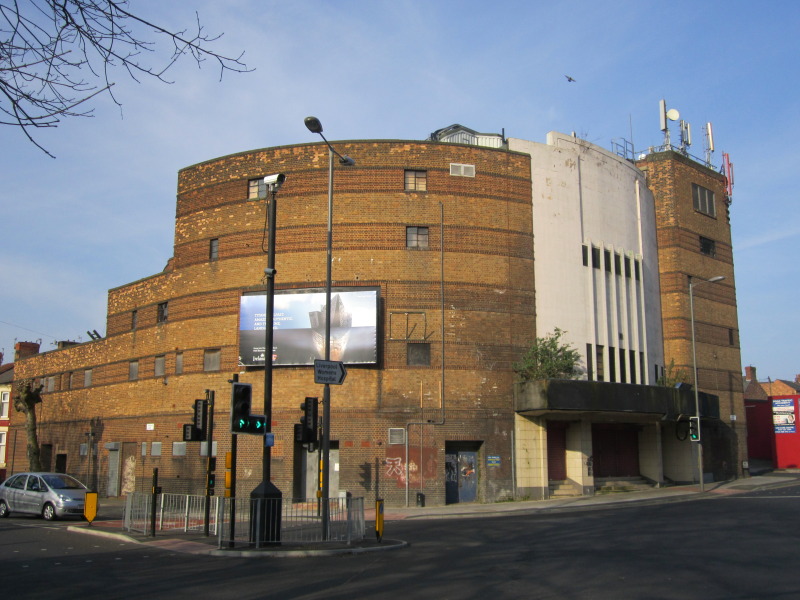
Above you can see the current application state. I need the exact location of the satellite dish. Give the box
[666,108,680,121]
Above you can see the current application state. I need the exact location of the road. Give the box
[3,483,800,599]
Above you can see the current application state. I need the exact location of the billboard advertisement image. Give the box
[239,287,379,367]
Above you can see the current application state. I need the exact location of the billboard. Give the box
[239,287,379,367]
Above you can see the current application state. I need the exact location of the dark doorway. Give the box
[592,424,640,477]
[54,453,67,474]
[547,421,568,481]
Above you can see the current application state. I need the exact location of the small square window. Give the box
[406,226,429,249]
[404,170,427,191]
[151,442,162,457]
[407,342,431,366]
[172,442,187,457]
[700,236,716,257]
[157,302,168,323]
[154,355,166,377]
[204,349,221,372]
[129,361,139,381]
[209,238,219,261]
[248,178,266,199]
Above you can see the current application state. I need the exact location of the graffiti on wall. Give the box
[384,447,438,489]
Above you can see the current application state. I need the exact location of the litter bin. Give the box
[416,492,425,507]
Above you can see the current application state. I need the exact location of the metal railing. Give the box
[124,492,219,535]
[123,493,365,547]
[216,496,365,548]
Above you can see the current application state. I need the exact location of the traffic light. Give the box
[689,416,701,442]
[297,397,319,448]
[194,399,207,432]
[207,472,216,489]
[183,423,205,442]
[230,382,267,434]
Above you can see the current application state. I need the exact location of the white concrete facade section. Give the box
[508,132,664,384]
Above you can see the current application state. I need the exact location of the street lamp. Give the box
[252,173,286,546]
[689,274,725,492]
[304,116,355,540]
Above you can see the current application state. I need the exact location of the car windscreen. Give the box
[42,475,86,490]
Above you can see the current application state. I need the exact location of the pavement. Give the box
[66,467,800,558]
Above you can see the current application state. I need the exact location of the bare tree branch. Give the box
[0,0,252,156]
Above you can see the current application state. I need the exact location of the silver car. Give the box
[0,472,87,520]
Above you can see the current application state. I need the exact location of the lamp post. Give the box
[251,174,286,546]
[304,116,355,540]
[689,274,725,493]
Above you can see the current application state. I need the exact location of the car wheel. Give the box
[0,500,9,518]
[42,503,57,521]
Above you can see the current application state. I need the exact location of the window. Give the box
[407,342,431,366]
[450,163,476,177]
[586,344,594,381]
[0,432,5,465]
[619,348,627,383]
[154,355,166,377]
[595,345,605,382]
[729,328,735,346]
[404,170,427,191]
[84,369,93,387]
[175,352,184,375]
[204,349,221,372]
[157,302,168,323]
[209,238,219,261]
[68,372,74,390]
[692,183,716,217]
[700,236,716,257]
[151,442,162,457]
[608,346,617,382]
[0,391,9,418]
[406,226,429,249]
[46,376,55,392]
[172,442,187,457]
[129,360,139,381]
[248,178,265,199]
[131,309,138,330]
[630,350,638,384]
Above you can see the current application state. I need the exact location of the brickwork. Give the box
[10,140,534,506]
[637,150,745,479]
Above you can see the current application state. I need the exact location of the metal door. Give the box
[457,451,478,503]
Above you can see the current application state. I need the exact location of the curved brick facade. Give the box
[13,140,535,505]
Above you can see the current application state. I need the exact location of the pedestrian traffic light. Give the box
[231,382,253,433]
[689,416,701,442]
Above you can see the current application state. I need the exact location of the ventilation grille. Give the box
[450,163,476,177]
[388,428,406,445]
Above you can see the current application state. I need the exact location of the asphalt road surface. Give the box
[3,483,800,599]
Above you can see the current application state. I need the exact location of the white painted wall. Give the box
[509,132,664,383]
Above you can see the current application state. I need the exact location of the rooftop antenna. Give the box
[723,152,734,203]
[704,122,715,167]
[679,120,692,154]
[659,99,680,148]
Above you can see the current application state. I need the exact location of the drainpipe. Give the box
[405,201,447,506]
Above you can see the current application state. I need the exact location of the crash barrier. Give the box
[123,493,365,547]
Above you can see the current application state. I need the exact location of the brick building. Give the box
[8,127,745,505]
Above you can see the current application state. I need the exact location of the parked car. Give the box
[0,472,87,520]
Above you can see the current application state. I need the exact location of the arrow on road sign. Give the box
[314,359,347,385]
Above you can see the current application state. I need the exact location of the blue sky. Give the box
[1,1,798,381]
